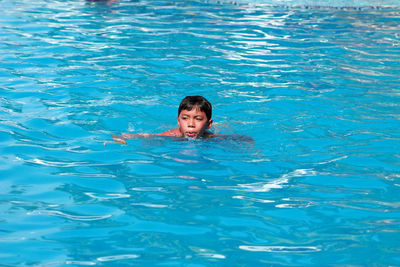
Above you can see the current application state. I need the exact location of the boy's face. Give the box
[177,106,212,138]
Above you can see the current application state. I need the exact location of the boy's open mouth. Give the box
[185,132,197,138]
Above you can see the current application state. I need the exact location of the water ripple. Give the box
[28,210,112,221]
[97,254,140,262]
[85,192,131,200]
[239,245,322,253]
[233,195,275,203]
[131,203,169,208]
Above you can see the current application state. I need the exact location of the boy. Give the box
[112,96,214,144]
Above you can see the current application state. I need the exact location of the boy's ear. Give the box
[177,116,181,127]
[207,119,213,129]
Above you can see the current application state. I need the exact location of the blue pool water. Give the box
[1,0,400,265]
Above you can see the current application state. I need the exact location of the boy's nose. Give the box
[188,119,195,127]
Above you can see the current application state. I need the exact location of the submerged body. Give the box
[111,95,253,145]
[111,131,253,144]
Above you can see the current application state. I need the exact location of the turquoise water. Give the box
[1,0,400,265]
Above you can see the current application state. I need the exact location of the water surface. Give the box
[1,0,400,266]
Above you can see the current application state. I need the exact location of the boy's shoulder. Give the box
[159,128,182,137]
[211,134,254,143]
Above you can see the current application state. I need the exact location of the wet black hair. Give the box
[178,96,212,120]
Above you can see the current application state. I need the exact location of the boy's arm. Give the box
[110,133,151,144]
[110,129,181,145]
[122,133,151,138]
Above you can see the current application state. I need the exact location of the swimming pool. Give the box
[1,0,400,265]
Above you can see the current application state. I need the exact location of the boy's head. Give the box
[178,96,212,120]
[177,96,213,138]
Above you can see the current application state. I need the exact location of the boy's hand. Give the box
[106,133,152,146]
[111,134,127,144]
